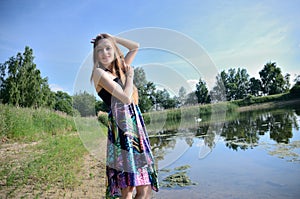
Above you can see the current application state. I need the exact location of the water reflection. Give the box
[223,109,299,149]
[149,106,300,198]
[149,107,300,163]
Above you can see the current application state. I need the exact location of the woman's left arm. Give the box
[114,36,140,65]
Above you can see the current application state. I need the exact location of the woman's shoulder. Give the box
[93,68,117,81]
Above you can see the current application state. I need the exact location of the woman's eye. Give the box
[106,47,111,51]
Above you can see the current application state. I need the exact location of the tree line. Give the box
[0,46,299,116]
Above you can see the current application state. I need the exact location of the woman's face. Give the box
[95,38,115,67]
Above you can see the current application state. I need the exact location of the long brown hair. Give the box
[91,34,139,104]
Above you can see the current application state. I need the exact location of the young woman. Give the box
[90,33,159,199]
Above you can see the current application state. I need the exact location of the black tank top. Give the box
[97,77,123,107]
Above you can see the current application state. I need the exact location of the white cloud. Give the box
[50,84,70,94]
[187,79,198,91]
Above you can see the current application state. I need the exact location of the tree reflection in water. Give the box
[149,106,300,163]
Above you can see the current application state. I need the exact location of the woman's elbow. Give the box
[136,42,140,49]
[132,43,140,51]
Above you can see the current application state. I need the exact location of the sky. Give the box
[0,0,299,95]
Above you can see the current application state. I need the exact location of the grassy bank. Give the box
[140,93,300,129]
[142,102,238,125]
[0,104,77,142]
[0,104,106,198]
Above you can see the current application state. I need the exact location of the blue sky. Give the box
[0,0,299,95]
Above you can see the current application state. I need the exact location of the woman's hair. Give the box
[91,34,139,105]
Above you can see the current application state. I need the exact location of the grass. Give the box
[1,92,298,197]
[3,133,86,192]
[0,104,107,198]
[139,93,300,132]
[0,104,76,142]
[231,92,295,107]
[143,101,237,126]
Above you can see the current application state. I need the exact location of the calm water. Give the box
[149,106,300,199]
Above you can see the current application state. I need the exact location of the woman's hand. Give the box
[122,60,134,78]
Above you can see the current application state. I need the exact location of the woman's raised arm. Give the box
[113,36,140,66]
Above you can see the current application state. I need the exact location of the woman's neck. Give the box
[98,63,112,72]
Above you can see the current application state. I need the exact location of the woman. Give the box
[90,33,159,199]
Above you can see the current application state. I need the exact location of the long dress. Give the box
[98,77,159,198]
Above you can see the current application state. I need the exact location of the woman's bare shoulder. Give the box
[93,68,118,93]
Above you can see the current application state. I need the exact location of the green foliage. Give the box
[54,91,74,115]
[0,104,76,141]
[231,93,290,107]
[249,77,262,96]
[259,62,286,95]
[195,78,210,104]
[177,86,187,106]
[0,106,109,197]
[134,67,156,112]
[72,91,97,117]
[143,102,237,126]
[154,88,177,109]
[98,112,108,126]
[4,134,86,190]
[290,82,300,97]
[1,130,88,197]
[210,63,291,103]
[95,99,109,113]
[214,68,250,101]
[0,46,53,108]
[210,72,227,102]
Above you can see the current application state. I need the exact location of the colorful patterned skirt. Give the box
[105,102,159,198]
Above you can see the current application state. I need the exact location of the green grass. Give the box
[0,104,76,142]
[230,92,295,107]
[140,93,299,132]
[0,104,107,198]
[143,101,237,125]
[1,133,88,198]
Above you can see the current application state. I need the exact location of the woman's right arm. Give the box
[113,36,139,66]
[93,67,134,104]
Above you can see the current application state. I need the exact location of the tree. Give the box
[73,91,97,117]
[54,91,73,115]
[259,62,285,95]
[133,67,156,112]
[177,86,187,107]
[223,68,250,100]
[0,46,53,107]
[210,72,227,102]
[211,68,250,101]
[155,88,176,109]
[283,73,291,92]
[195,78,210,104]
[290,74,300,97]
[234,68,250,99]
[249,77,262,96]
[185,92,198,105]
[95,100,109,113]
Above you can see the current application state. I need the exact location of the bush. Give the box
[97,111,108,126]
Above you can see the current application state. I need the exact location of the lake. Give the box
[149,105,300,199]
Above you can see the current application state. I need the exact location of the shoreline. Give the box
[237,99,300,112]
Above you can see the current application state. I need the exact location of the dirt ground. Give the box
[45,154,107,199]
[0,141,107,199]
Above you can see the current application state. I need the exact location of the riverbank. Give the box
[1,95,299,198]
[0,139,106,198]
[0,105,107,198]
[237,98,300,112]
[141,93,300,126]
